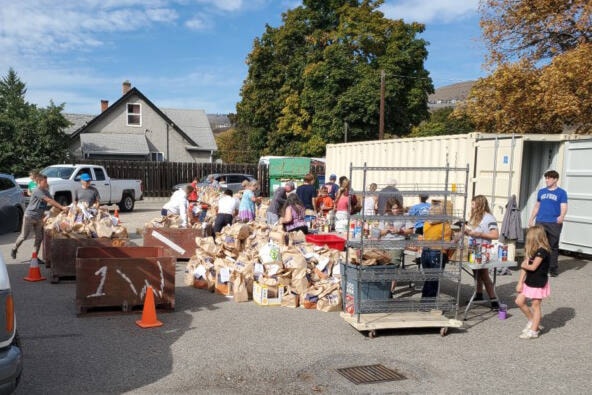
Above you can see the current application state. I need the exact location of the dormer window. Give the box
[127,103,141,126]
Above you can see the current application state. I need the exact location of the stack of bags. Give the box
[184,222,343,312]
[44,204,128,240]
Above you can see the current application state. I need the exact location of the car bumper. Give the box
[0,345,23,394]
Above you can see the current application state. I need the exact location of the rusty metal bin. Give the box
[42,230,52,267]
[142,226,212,260]
[45,233,129,283]
[75,246,175,315]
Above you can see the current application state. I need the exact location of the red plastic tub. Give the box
[305,234,346,251]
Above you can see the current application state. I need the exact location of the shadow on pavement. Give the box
[542,307,576,333]
[557,258,588,273]
[9,260,226,394]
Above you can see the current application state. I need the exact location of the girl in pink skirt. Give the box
[515,225,551,339]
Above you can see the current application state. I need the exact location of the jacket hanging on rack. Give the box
[500,194,523,243]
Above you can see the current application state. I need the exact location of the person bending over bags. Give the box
[11,174,68,260]
[279,193,308,234]
[161,185,194,228]
[214,189,238,234]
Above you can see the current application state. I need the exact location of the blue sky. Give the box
[0,0,485,115]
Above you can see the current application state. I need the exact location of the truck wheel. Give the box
[119,194,135,212]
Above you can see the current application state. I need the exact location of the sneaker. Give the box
[549,270,559,277]
[519,329,539,339]
[522,322,544,334]
[490,300,500,311]
[10,249,17,259]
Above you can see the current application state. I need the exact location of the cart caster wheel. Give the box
[368,330,377,339]
[440,327,448,337]
[122,301,130,312]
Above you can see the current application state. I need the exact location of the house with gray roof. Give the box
[66,81,217,162]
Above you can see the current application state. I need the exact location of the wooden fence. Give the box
[80,160,258,197]
[80,159,326,197]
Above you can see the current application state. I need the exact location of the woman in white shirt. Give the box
[464,195,500,310]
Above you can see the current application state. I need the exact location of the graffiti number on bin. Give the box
[87,266,108,298]
[86,261,166,299]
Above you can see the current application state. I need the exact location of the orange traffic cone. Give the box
[136,286,163,328]
[24,252,46,282]
[114,208,120,224]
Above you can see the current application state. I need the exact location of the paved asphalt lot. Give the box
[1,198,591,394]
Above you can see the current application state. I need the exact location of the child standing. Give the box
[515,225,551,339]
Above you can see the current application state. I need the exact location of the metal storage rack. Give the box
[340,164,470,337]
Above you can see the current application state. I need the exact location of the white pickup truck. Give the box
[16,164,143,212]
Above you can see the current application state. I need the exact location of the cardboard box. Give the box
[215,268,233,296]
[253,281,284,306]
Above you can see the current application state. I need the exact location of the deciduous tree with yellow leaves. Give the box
[457,0,592,134]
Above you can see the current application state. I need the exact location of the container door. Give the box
[518,140,563,237]
[559,139,592,254]
[472,136,524,222]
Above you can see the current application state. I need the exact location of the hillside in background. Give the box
[428,80,475,109]
[207,114,232,134]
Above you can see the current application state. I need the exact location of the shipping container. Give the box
[326,133,592,255]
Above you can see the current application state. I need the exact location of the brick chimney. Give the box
[100,100,109,112]
[122,80,131,95]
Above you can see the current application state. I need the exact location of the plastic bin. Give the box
[305,234,346,251]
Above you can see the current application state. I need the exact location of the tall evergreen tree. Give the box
[0,68,70,174]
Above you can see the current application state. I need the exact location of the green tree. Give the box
[236,0,433,158]
[410,107,474,137]
[0,68,70,174]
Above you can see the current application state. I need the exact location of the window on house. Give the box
[127,103,141,126]
[150,152,164,162]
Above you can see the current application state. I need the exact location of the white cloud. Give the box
[185,13,213,30]
[196,0,245,12]
[0,1,179,57]
[380,0,479,24]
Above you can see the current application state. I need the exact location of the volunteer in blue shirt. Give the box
[528,170,568,277]
[408,193,431,235]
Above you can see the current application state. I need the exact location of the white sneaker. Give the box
[519,329,539,339]
[522,322,544,334]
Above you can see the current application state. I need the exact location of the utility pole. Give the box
[379,69,385,140]
[344,121,348,143]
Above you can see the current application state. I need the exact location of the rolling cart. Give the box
[341,163,469,337]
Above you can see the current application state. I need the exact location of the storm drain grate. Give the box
[336,364,406,385]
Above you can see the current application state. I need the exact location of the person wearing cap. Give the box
[377,178,403,215]
[324,174,339,200]
[74,173,101,209]
[408,193,431,235]
[266,181,295,225]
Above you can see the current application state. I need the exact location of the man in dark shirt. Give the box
[266,181,295,225]
[11,175,68,259]
[376,178,403,215]
[296,173,317,211]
